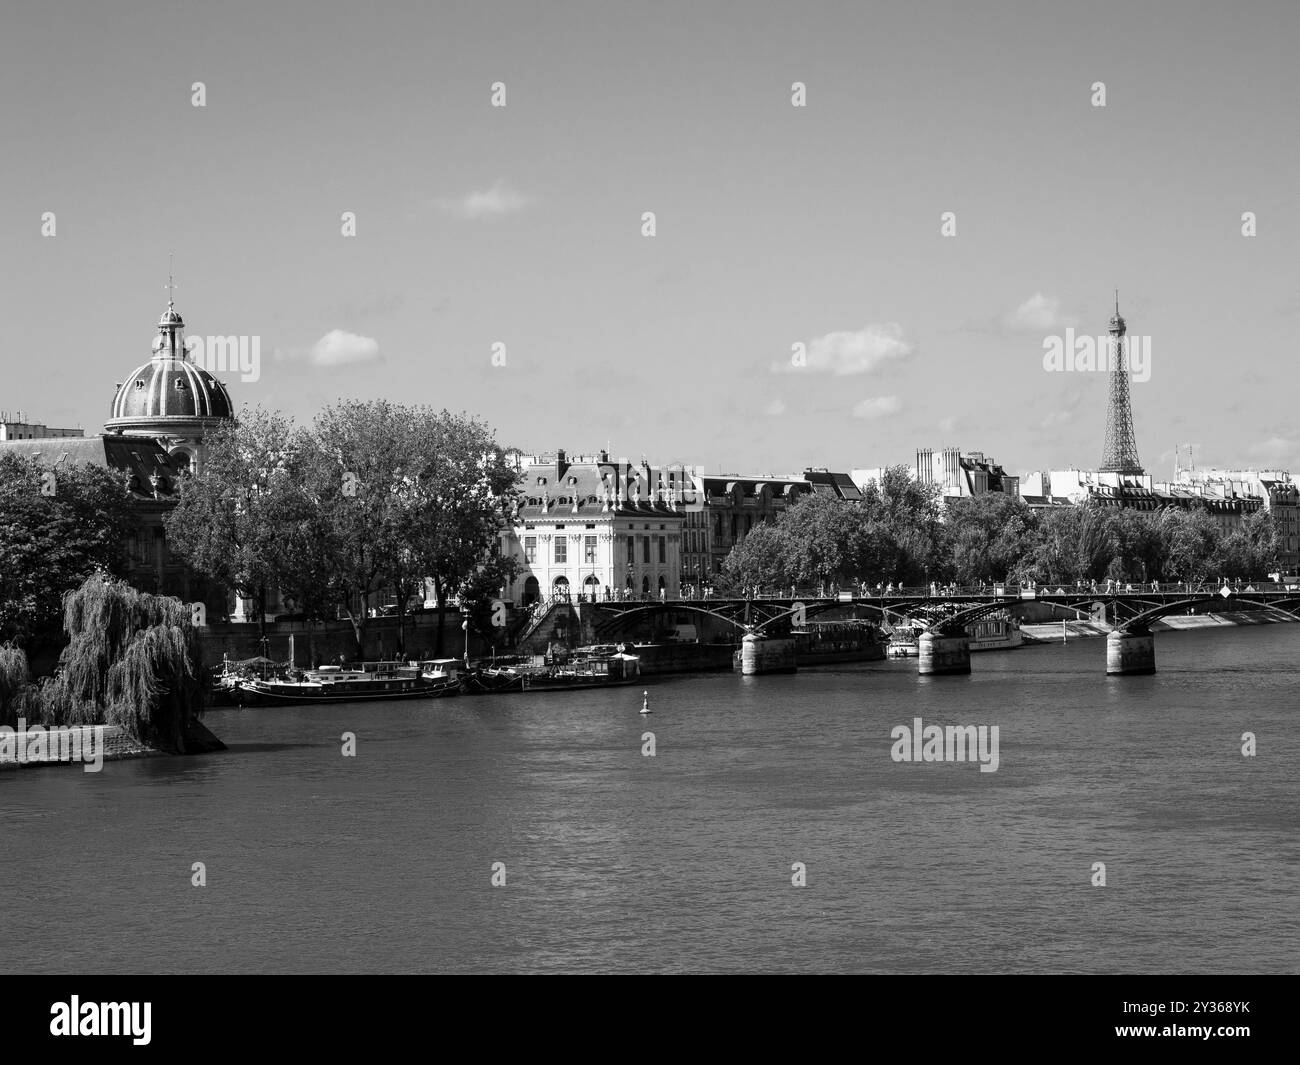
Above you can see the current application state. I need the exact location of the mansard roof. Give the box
[0,435,180,501]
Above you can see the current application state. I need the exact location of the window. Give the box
[627,538,635,564]
[555,538,567,564]
[524,536,536,563]
[642,537,650,564]
[658,537,666,563]
[584,536,597,563]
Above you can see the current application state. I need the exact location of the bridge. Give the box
[513,583,1300,675]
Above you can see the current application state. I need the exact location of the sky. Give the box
[2,0,1298,479]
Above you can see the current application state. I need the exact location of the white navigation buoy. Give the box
[640,690,651,714]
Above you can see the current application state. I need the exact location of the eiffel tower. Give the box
[1099,292,1144,474]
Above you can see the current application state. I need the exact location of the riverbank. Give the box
[0,718,225,772]
[1022,607,1298,642]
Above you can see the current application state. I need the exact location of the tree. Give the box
[22,575,205,750]
[0,452,133,654]
[778,493,865,588]
[293,400,417,657]
[1109,508,1166,584]
[164,409,300,632]
[1217,509,1277,579]
[390,409,520,655]
[1157,508,1221,583]
[858,467,944,584]
[942,494,1037,584]
[166,402,519,660]
[721,521,795,592]
[290,402,520,657]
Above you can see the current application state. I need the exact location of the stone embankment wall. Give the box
[199,610,500,667]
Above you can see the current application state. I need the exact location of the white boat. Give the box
[967,615,1025,652]
[886,622,922,658]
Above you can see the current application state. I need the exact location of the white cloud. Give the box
[436,180,533,220]
[764,398,787,416]
[938,416,960,434]
[852,396,902,420]
[300,330,382,367]
[1005,293,1078,333]
[1248,436,1299,464]
[1036,409,1074,430]
[776,323,913,375]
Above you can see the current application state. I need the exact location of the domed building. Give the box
[105,298,234,473]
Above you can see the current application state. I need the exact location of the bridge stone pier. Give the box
[1106,630,1156,675]
[918,632,971,675]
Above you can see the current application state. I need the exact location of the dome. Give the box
[106,302,234,429]
[109,358,234,422]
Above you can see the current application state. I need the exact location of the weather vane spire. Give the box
[164,252,177,308]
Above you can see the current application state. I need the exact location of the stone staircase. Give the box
[515,599,600,655]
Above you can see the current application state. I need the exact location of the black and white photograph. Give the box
[0,0,1294,1037]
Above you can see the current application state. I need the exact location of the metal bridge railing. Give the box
[626,580,1300,602]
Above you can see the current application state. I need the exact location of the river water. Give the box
[3,625,1297,974]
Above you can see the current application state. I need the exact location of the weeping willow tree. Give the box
[34,575,206,749]
[0,642,41,728]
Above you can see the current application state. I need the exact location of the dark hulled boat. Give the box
[792,620,887,665]
[520,647,641,692]
[235,660,459,706]
[461,666,526,694]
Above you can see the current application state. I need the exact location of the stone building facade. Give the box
[692,475,812,582]
[503,450,689,605]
